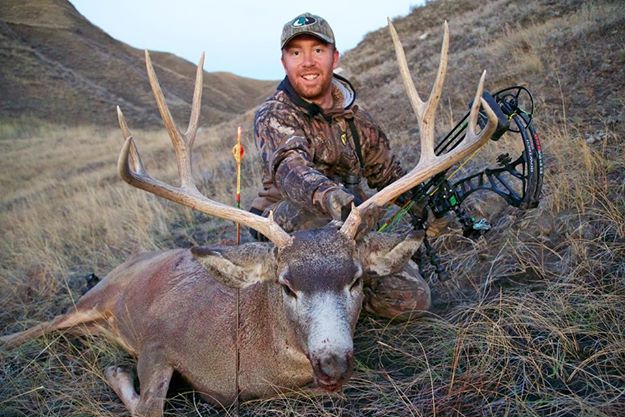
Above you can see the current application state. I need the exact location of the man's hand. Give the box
[397,194,453,238]
[406,199,453,238]
[320,187,384,236]
[322,188,354,221]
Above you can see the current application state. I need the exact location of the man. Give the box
[250,12,431,319]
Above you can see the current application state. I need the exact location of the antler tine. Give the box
[116,54,294,248]
[116,105,145,175]
[340,22,498,239]
[388,19,449,162]
[185,52,205,147]
[117,136,292,247]
[145,50,196,191]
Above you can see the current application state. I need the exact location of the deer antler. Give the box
[340,21,499,239]
[117,51,293,248]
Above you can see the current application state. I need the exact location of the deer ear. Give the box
[191,242,277,288]
[358,230,425,277]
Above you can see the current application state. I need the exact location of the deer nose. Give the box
[315,350,354,384]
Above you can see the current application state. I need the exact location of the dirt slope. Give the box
[0,0,277,127]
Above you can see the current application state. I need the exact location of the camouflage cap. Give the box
[281,12,335,49]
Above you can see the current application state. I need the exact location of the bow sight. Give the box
[405,86,544,280]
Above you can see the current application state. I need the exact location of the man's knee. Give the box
[363,261,431,320]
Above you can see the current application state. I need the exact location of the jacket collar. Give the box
[277,74,357,118]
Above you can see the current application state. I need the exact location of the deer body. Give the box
[17,238,361,406]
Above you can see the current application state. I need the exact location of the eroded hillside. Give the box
[0,0,277,127]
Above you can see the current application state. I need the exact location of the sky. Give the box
[69,1,423,80]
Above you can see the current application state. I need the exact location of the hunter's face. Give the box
[281,35,339,109]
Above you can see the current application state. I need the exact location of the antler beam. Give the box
[117,51,293,248]
[340,21,499,238]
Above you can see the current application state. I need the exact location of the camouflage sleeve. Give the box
[254,102,338,215]
[356,109,406,191]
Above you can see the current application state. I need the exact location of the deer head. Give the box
[189,225,423,390]
[115,21,497,391]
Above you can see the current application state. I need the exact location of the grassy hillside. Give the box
[0,0,277,128]
[342,0,623,154]
[1,0,624,416]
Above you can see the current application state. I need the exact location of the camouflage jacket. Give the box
[251,74,405,217]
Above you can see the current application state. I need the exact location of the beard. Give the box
[288,69,333,104]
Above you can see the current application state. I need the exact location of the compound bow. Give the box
[392,86,544,280]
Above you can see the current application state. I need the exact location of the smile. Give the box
[301,74,319,81]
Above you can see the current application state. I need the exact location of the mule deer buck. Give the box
[1,22,497,416]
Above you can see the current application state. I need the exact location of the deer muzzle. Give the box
[312,349,354,391]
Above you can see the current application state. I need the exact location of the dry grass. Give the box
[0,120,259,325]
[1,119,623,417]
[0,119,264,416]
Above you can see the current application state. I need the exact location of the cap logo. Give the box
[292,15,316,27]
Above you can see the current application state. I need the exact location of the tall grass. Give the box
[0,121,257,324]
[1,116,623,417]
[0,120,264,416]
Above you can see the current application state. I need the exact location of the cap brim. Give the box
[281,32,335,49]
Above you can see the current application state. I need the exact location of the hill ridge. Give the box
[0,0,277,127]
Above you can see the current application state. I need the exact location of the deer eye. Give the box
[349,276,363,292]
[282,283,297,299]
[349,264,363,292]
[278,271,297,299]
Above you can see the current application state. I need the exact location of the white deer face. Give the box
[276,227,364,390]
